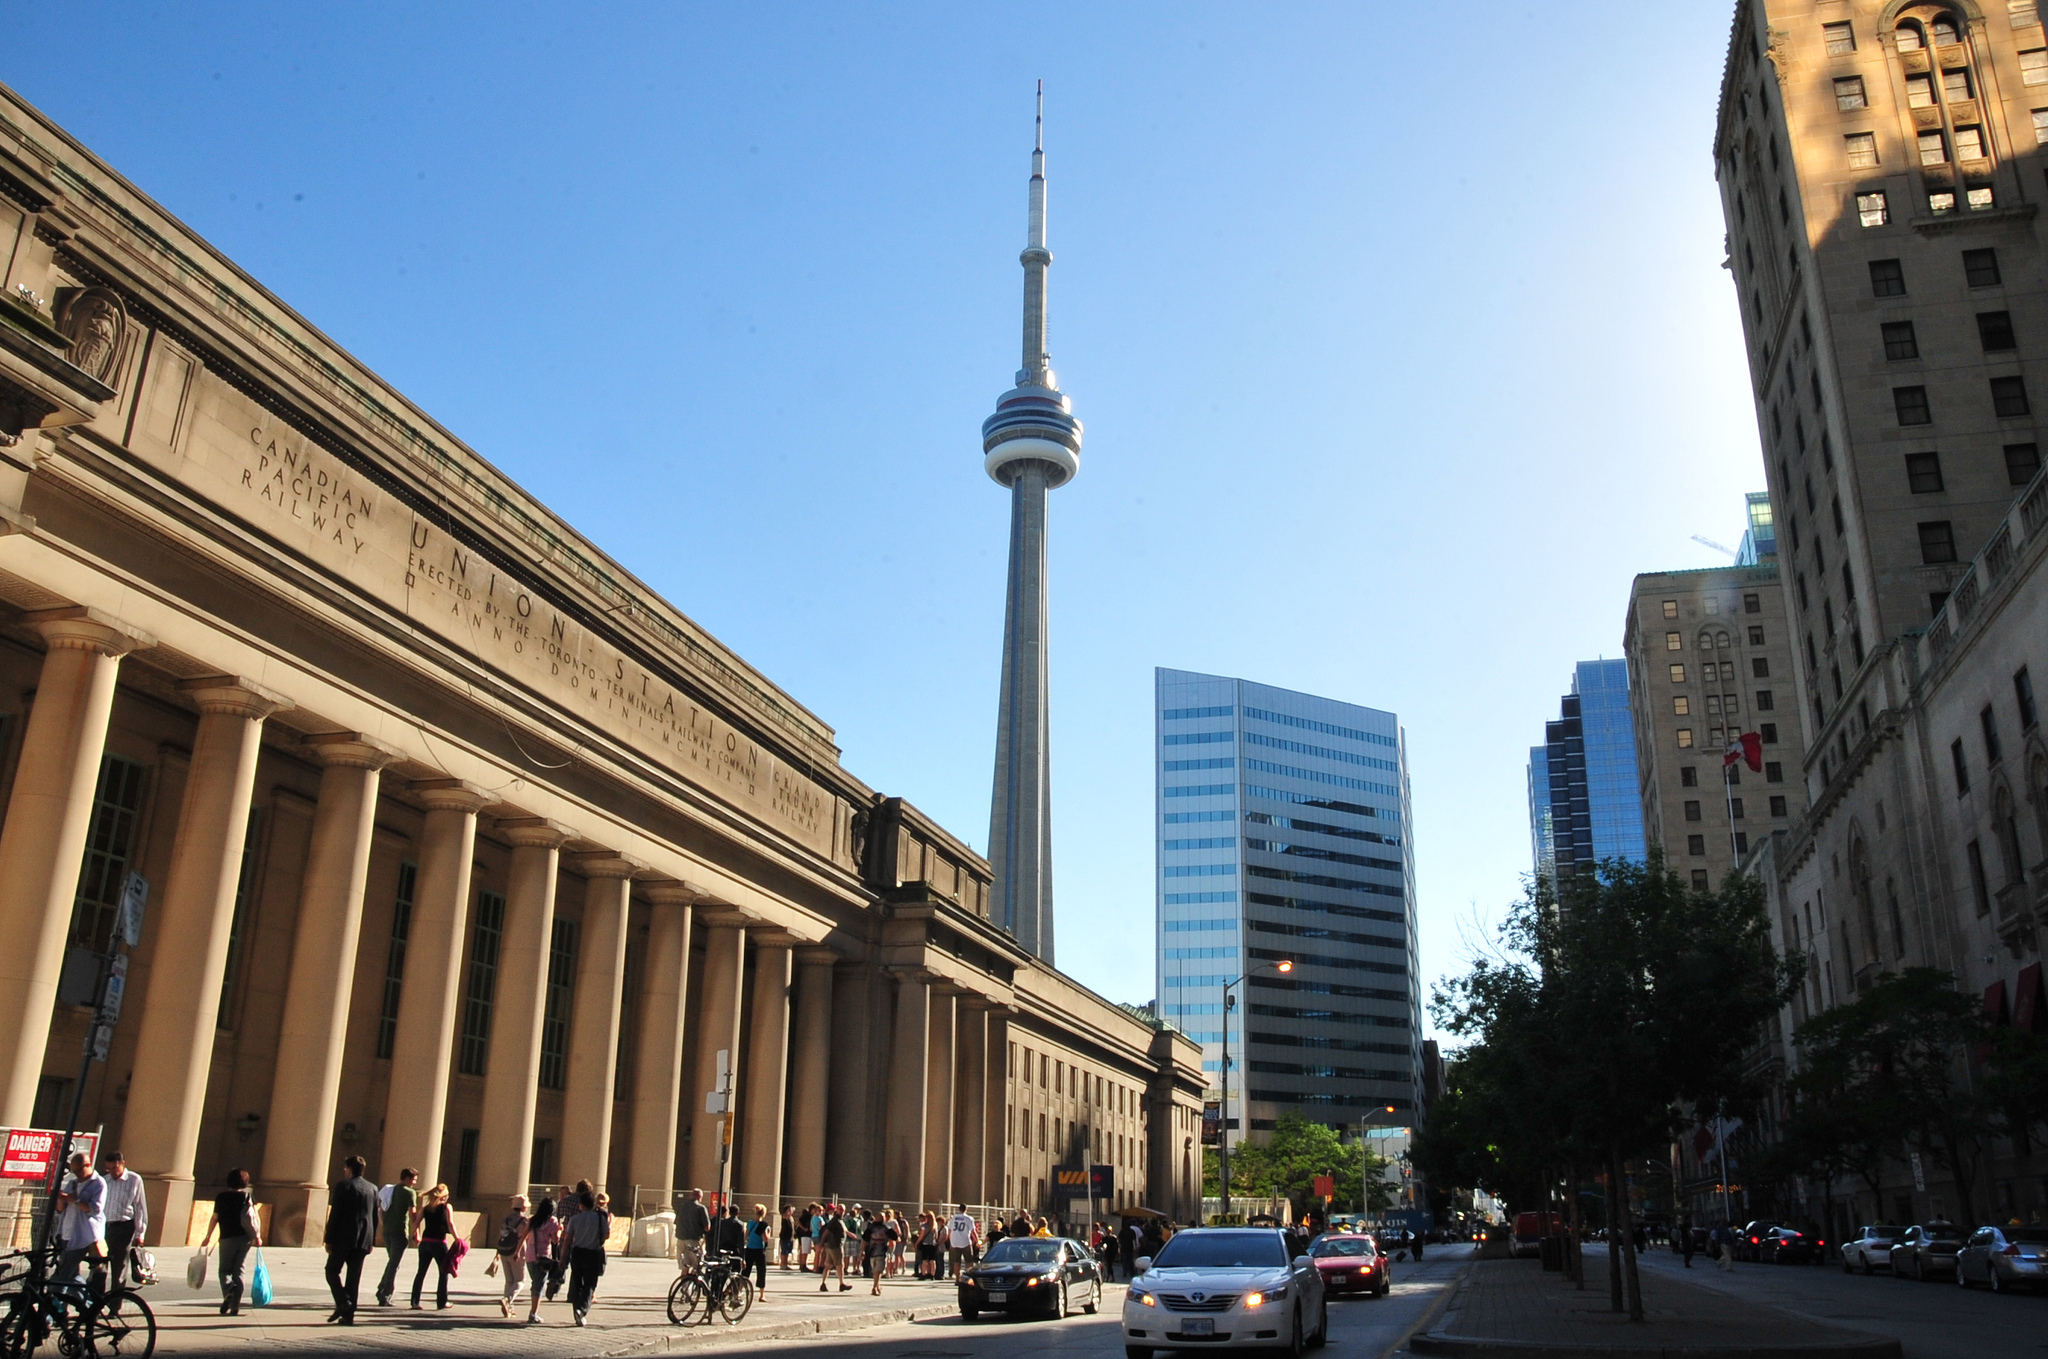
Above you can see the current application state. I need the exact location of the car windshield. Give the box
[1310,1237,1375,1258]
[1865,1227,1903,1240]
[1152,1232,1288,1269]
[1924,1226,1963,1241]
[982,1239,1061,1265]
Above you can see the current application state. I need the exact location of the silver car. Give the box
[1956,1226,2048,1294]
[1123,1228,1328,1359]
[1841,1224,1903,1274]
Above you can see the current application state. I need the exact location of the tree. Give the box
[1205,1115,1392,1215]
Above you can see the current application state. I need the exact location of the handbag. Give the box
[187,1247,210,1290]
[250,1248,273,1306]
[485,1254,499,1278]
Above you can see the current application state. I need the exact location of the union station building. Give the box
[0,83,1203,1247]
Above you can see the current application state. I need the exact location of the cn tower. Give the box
[983,83,1080,966]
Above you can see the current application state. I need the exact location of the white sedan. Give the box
[1841,1224,1903,1274]
[1123,1228,1328,1359]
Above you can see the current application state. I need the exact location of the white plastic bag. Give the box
[187,1247,210,1290]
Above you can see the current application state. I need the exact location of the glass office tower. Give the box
[1154,668,1420,1152]
[1527,747,1556,881]
[1534,660,1647,878]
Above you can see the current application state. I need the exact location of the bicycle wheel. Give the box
[88,1291,153,1359]
[715,1273,754,1325]
[665,1275,706,1326]
[0,1293,39,1359]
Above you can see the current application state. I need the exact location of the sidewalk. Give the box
[135,1247,1019,1355]
[1409,1258,1901,1359]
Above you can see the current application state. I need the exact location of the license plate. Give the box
[1181,1319,1215,1336]
[986,1291,1008,1303]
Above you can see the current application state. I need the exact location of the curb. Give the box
[595,1299,966,1355]
[1407,1335,1902,1359]
[1382,1260,1473,1359]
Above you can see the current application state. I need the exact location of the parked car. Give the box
[1888,1222,1966,1281]
[1841,1225,1904,1274]
[1956,1226,2048,1294]
[1510,1211,1555,1260]
[1736,1221,1779,1263]
[1307,1232,1389,1298]
[958,1236,1103,1319]
[1123,1227,1328,1358]
[1670,1226,1709,1256]
[1758,1226,1820,1265]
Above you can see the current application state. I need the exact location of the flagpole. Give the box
[1724,754,1739,867]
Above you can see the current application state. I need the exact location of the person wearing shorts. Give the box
[816,1204,849,1292]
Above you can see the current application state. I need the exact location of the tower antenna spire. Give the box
[1036,79,1043,152]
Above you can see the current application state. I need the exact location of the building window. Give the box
[1766,762,1783,784]
[538,916,578,1091]
[1684,800,1702,822]
[1955,126,1986,163]
[1953,737,1971,794]
[216,810,265,1030]
[1881,320,1919,359]
[1770,795,1789,818]
[1929,190,1957,215]
[1893,386,1932,425]
[1844,131,1878,167]
[1825,20,1855,53]
[1756,689,1775,710]
[1662,599,1678,619]
[1965,247,2003,286]
[1680,766,1698,788]
[1729,797,1745,820]
[1692,869,1711,891]
[1735,832,1750,854]
[1835,76,1869,111]
[1947,65,1976,100]
[69,755,149,954]
[1687,834,1707,856]
[2036,109,2048,145]
[1969,186,1997,211]
[458,891,506,1077]
[1749,626,1766,646]
[1669,663,1686,683]
[1993,375,2032,416]
[2025,48,2048,84]
[1673,696,1691,716]
[1856,192,1890,227]
[1762,723,1779,743]
[1918,520,1957,563]
[456,1129,479,1202]
[2018,666,2039,728]
[1869,258,1906,295]
[1907,72,1937,108]
[1968,840,1992,913]
[1666,631,1682,651]
[1919,131,1949,167]
[1905,451,1945,492]
[1677,728,1694,749]
[376,862,418,1060]
[1976,311,2018,352]
[2017,1,2043,29]
[1983,704,2004,763]
[1741,594,1759,616]
[2005,443,2041,484]
[1750,658,1769,679]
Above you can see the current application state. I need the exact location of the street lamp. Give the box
[1218,958,1293,1222]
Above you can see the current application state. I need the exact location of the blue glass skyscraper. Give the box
[1530,660,1647,878]
[1154,669,1420,1152]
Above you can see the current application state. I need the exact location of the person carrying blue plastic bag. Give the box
[250,1248,273,1307]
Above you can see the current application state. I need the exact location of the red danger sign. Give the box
[0,1128,99,1181]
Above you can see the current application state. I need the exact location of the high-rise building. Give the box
[986,87,1081,964]
[1153,668,1420,1148]
[1711,1,2048,1229]
[1531,661,1647,879]
[1623,496,1810,891]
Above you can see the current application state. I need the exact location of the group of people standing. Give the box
[52,1149,151,1303]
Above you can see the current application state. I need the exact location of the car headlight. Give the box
[1243,1284,1286,1308]
[1129,1288,1157,1307]
[1022,1276,1040,1287]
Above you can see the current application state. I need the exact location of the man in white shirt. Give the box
[945,1204,978,1280]
[99,1151,148,1287]
[56,1151,106,1296]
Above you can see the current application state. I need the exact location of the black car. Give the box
[1736,1221,1779,1263]
[959,1236,1104,1319]
[1759,1226,1819,1265]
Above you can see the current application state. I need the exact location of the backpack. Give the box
[497,1214,525,1253]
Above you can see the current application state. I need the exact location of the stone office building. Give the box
[0,84,1203,1248]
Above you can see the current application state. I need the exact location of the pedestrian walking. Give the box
[1102,1223,1121,1282]
[493,1195,531,1316]
[522,1199,560,1324]
[55,1152,105,1301]
[409,1183,456,1309]
[199,1168,260,1316]
[744,1204,770,1292]
[817,1203,849,1292]
[946,1204,977,1281]
[779,1205,796,1270]
[1712,1222,1734,1271]
[863,1210,897,1296]
[564,1191,610,1327]
[1679,1218,1695,1268]
[374,1168,419,1305]
[98,1152,147,1289]
[322,1155,377,1324]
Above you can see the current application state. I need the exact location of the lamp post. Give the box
[1217,959,1293,1222]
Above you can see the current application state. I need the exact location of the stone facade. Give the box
[1713,0,2048,1228]
[0,85,1202,1248]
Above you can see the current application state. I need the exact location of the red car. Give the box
[1308,1232,1390,1298]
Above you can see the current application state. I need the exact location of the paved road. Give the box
[686,1247,1472,1359]
[1612,1242,2044,1359]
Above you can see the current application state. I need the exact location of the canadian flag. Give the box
[1723,731,1763,772]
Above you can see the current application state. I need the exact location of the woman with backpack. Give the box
[494,1195,530,1317]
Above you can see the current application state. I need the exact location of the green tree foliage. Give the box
[1202,1116,1393,1214]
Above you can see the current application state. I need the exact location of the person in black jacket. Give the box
[324,1156,378,1324]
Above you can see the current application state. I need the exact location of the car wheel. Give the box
[1957,1264,1971,1289]
[1989,1268,2004,1295]
[1055,1282,1069,1319]
[1307,1300,1328,1348]
[1083,1282,1099,1315]
[1913,1257,1925,1282]
[1283,1306,1306,1359]
[1861,1255,1873,1276]
[961,1306,980,1321]
[1127,1348,1153,1359]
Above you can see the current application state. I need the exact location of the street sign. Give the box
[1090,1164,1115,1198]
[1053,1166,1089,1197]
[120,872,148,949]
[90,1025,111,1063]
[1910,1151,1926,1191]
[1313,1175,1335,1199]
[99,958,126,1023]
[0,1128,99,1181]
[704,1091,727,1113]
[1201,1100,1220,1146]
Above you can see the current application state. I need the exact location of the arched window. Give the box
[1994,787,2027,885]
[1850,839,1879,966]
[1885,877,1906,959]
[1717,631,1732,649]
[1931,14,1961,46]
[1896,19,1927,50]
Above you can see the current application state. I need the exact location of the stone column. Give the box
[0,609,151,1128]
[256,733,401,1245]
[626,885,694,1213]
[474,818,569,1216]
[558,855,639,1191]
[784,948,835,1202]
[952,1001,988,1208]
[923,989,956,1210]
[984,1012,1009,1209]
[380,780,489,1189]
[125,677,289,1243]
[884,970,930,1207]
[688,916,747,1193]
[738,937,792,1206]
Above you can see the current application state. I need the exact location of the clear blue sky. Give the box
[9,2,1762,1019]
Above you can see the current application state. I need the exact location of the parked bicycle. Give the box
[0,1245,156,1358]
[666,1250,755,1327]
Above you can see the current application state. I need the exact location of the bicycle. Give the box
[0,1247,155,1358]
[665,1251,754,1327]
